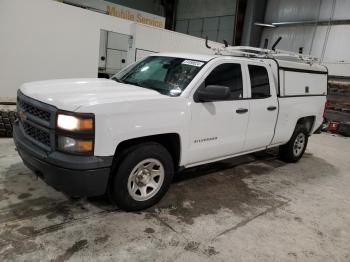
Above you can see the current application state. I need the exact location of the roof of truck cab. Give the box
[150,52,219,61]
[152,52,262,63]
[153,53,328,73]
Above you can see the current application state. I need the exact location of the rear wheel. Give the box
[109,142,174,211]
[279,125,309,163]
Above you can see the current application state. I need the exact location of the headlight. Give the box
[57,136,93,153]
[57,114,94,131]
[56,112,94,154]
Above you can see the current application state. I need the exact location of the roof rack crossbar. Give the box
[205,43,320,64]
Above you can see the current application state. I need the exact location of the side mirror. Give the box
[197,85,230,102]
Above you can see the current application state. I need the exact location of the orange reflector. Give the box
[77,140,93,151]
[79,119,93,130]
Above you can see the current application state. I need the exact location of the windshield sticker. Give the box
[182,60,204,67]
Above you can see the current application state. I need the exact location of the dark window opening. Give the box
[205,63,243,100]
[248,65,271,99]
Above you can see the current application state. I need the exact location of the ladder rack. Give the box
[207,42,320,65]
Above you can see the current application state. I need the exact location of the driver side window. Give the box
[205,63,243,100]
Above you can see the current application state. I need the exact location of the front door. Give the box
[187,61,250,165]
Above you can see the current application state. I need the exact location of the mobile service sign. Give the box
[62,0,166,28]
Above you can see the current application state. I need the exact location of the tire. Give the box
[109,142,174,211]
[279,125,309,163]
[338,122,350,137]
[0,110,17,137]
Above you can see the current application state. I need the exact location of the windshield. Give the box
[111,56,206,96]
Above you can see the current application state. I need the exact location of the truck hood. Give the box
[20,78,166,111]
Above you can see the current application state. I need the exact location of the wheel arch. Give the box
[295,116,316,135]
[113,133,182,170]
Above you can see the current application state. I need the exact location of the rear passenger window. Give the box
[248,65,270,99]
[205,63,243,99]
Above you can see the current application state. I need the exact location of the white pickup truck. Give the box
[13,51,327,211]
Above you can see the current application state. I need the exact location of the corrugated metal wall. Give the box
[261,0,350,76]
[264,0,350,23]
[175,0,237,45]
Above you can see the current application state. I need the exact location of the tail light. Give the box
[328,122,339,133]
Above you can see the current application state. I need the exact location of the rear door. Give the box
[243,63,278,151]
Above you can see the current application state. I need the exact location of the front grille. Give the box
[18,99,51,122]
[22,122,51,147]
[17,92,57,151]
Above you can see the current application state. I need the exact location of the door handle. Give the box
[236,108,248,114]
[267,106,277,111]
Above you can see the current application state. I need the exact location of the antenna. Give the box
[263,38,268,49]
[205,37,211,49]
[272,36,282,51]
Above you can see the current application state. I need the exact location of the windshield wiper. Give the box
[122,80,143,87]
[112,76,144,88]
[113,78,164,95]
[111,77,125,83]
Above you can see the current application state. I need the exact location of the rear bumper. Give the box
[13,121,112,197]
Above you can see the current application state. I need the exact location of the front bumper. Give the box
[13,121,112,197]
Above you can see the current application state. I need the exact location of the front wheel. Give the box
[279,126,309,163]
[109,142,174,211]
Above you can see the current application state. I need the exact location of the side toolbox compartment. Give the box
[280,69,327,97]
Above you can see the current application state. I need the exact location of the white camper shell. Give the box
[277,59,327,97]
